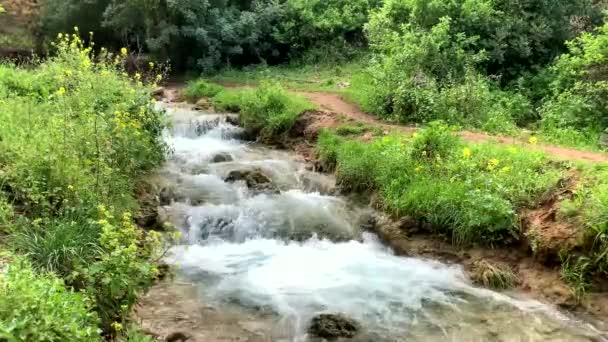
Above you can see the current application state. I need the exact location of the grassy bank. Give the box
[317,123,608,296]
[0,32,168,340]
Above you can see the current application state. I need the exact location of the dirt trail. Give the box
[297,91,608,163]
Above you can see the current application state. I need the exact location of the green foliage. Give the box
[0,31,168,338]
[183,80,224,103]
[560,254,592,300]
[275,0,380,63]
[320,123,561,245]
[80,207,161,335]
[540,20,608,147]
[0,257,101,341]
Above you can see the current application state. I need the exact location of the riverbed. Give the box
[137,100,606,341]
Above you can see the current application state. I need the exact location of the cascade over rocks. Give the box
[308,314,360,340]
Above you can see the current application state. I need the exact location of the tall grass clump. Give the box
[321,122,562,245]
[183,79,224,102]
[211,82,315,140]
[0,30,168,338]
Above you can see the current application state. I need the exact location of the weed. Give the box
[471,260,519,290]
[560,254,591,300]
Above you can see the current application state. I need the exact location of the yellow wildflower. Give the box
[155,74,162,81]
[462,147,471,159]
[120,47,128,56]
[149,62,155,69]
[529,136,538,145]
[57,33,63,39]
[57,87,66,96]
[415,165,423,172]
[487,158,500,171]
[73,26,79,32]
[134,72,141,80]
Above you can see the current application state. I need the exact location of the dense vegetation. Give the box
[3,0,608,330]
[0,32,168,340]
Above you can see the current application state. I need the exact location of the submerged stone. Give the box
[308,314,359,340]
[225,169,279,194]
[211,152,233,163]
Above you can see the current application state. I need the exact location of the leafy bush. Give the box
[183,80,224,102]
[0,258,101,341]
[0,31,168,337]
[540,20,608,147]
[275,0,381,62]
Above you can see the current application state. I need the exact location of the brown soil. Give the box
[295,91,608,163]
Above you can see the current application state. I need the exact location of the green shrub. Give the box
[0,31,168,338]
[540,20,608,148]
[0,258,101,341]
[183,80,224,102]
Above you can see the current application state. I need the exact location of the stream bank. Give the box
[134,89,608,341]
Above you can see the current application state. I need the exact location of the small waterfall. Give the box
[154,101,605,341]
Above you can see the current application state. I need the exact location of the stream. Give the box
[150,100,606,341]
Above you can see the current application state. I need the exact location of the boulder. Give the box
[210,152,233,163]
[152,87,165,99]
[225,169,279,194]
[308,314,359,340]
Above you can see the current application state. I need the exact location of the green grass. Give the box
[207,82,315,140]
[318,122,563,245]
[183,79,224,102]
[212,58,367,93]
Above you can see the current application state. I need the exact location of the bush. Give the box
[0,258,101,341]
[539,19,608,148]
[0,31,168,337]
[183,80,224,102]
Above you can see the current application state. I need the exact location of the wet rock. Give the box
[194,98,212,111]
[211,152,233,163]
[136,206,164,231]
[152,87,165,99]
[225,169,279,194]
[308,314,359,340]
[226,114,240,126]
[160,186,183,206]
[165,331,191,342]
[398,216,420,235]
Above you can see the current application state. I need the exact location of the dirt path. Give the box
[297,91,608,163]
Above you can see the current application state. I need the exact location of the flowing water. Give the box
[155,102,606,341]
